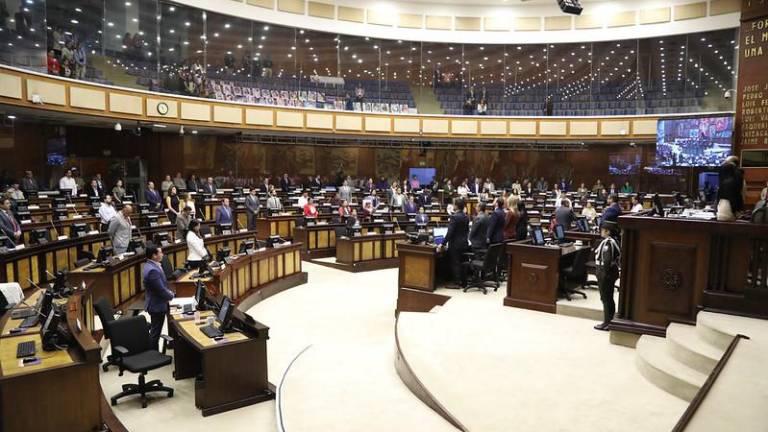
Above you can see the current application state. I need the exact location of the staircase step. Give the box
[666,323,725,375]
[636,335,707,402]
[696,311,744,351]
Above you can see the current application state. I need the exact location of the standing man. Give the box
[172,173,186,191]
[443,199,469,288]
[245,188,260,230]
[215,198,233,226]
[266,191,283,211]
[469,202,490,251]
[554,199,576,229]
[203,177,217,195]
[339,181,352,203]
[175,206,191,239]
[145,181,162,211]
[98,195,117,232]
[0,198,21,246]
[108,204,133,254]
[487,198,506,245]
[593,221,620,331]
[143,245,175,350]
[602,195,623,223]
[21,171,39,195]
[59,170,78,195]
[717,156,745,221]
[187,174,201,193]
[280,173,291,192]
[94,173,105,196]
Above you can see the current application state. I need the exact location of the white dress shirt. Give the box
[98,203,117,225]
[297,196,308,208]
[457,185,469,196]
[186,231,207,261]
[59,176,77,194]
[631,203,644,213]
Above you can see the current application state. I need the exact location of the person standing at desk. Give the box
[108,204,133,254]
[98,195,117,232]
[403,195,419,214]
[215,198,233,226]
[339,181,352,203]
[112,179,126,203]
[21,170,39,195]
[554,198,576,229]
[487,198,506,245]
[203,177,217,195]
[602,195,622,223]
[0,198,21,246]
[146,181,162,211]
[187,174,201,193]
[415,207,429,226]
[717,156,744,222]
[469,202,490,250]
[594,221,620,331]
[504,196,520,240]
[165,186,181,223]
[59,169,78,195]
[176,206,192,239]
[581,200,597,222]
[245,188,260,230]
[185,220,208,269]
[339,200,351,218]
[143,245,175,350]
[303,197,318,219]
[266,191,283,212]
[443,199,469,288]
[280,173,292,192]
[630,195,644,213]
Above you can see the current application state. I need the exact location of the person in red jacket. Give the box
[303,197,318,219]
[47,50,61,76]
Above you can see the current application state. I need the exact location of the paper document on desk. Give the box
[170,297,195,308]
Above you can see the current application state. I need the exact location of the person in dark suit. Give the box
[0,198,21,246]
[280,173,291,192]
[554,198,576,229]
[86,179,101,198]
[20,171,39,195]
[186,175,201,193]
[245,189,260,230]
[469,202,490,251]
[415,207,429,226]
[215,198,233,226]
[145,181,162,211]
[259,178,270,194]
[487,198,506,245]
[94,173,105,196]
[443,199,469,288]
[403,195,419,214]
[470,178,482,195]
[143,245,175,350]
[602,195,623,222]
[203,177,217,195]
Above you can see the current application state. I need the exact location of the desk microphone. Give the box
[66,193,82,218]
[197,207,207,221]
[50,218,60,239]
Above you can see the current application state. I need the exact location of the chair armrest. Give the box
[160,335,174,354]
[114,346,129,356]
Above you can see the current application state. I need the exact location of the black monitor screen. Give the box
[194,281,205,306]
[532,228,545,246]
[576,219,589,232]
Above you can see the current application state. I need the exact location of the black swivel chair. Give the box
[463,243,504,294]
[93,297,123,372]
[559,248,590,300]
[109,315,174,408]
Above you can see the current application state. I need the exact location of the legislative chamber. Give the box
[0,0,766,430]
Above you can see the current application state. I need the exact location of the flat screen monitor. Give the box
[97,246,114,263]
[216,247,231,262]
[554,224,566,241]
[656,115,733,167]
[576,218,589,233]
[194,280,206,308]
[32,229,49,245]
[46,137,67,166]
[71,223,87,238]
[217,296,235,331]
[532,227,545,246]
[408,168,437,186]
[238,240,255,254]
[432,227,448,245]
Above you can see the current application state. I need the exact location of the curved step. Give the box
[635,335,707,402]
[666,323,724,375]
[696,312,738,351]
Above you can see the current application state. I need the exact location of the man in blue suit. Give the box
[145,181,162,211]
[487,198,506,244]
[602,195,623,223]
[143,245,174,350]
[215,198,234,226]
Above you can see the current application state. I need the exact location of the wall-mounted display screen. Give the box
[656,115,733,167]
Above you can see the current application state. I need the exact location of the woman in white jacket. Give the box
[186,220,208,269]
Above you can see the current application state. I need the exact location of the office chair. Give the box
[93,297,123,372]
[463,243,504,294]
[109,315,174,408]
[559,248,589,300]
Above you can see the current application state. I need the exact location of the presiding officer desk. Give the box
[0,283,103,432]
[504,237,592,313]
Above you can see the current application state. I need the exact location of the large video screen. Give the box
[609,150,641,175]
[656,115,733,167]
[408,168,437,185]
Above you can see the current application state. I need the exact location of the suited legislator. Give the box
[143,245,175,350]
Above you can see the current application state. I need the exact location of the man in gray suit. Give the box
[245,188,261,230]
[469,202,490,251]
[554,199,576,229]
[266,190,283,211]
[175,206,191,239]
[108,204,133,254]
[338,180,352,203]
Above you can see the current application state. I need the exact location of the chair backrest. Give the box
[160,255,175,280]
[93,297,117,339]
[483,243,505,272]
[570,248,590,278]
[109,315,152,355]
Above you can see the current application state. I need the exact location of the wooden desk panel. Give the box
[336,233,407,271]
[397,242,440,292]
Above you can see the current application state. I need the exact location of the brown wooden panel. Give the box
[647,242,698,316]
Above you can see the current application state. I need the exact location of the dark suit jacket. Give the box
[602,204,622,222]
[445,211,469,251]
[259,184,270,194]
[0,210,19,239]
[203,183,217,195]
[146,189,162,210]
[469,213,490,250]
[280,178,291,192]
[187,180,200,192]
[403,202,418,214]
[415,213,429,225]
[554,206,576,228]
[86,186,101,198]
[487,208,506,244]
[215,206,233,226]
[143,261,174,314]
[21,177,38,193]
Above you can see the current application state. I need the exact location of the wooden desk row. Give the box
[335,232,408,272]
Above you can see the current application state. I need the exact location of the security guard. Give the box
[594,220,620,331]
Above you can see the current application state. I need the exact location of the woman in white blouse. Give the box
[182,192,196,217]
[185,220,208,269]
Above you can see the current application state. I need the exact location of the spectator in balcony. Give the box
[355,85,365,103]
[476,99,488,116]
[47,50,60,76]
[262,57,273,78]
[462,96,475,115]
[74,42,87,80]
[544,95,553,116]
[345,93,354,111]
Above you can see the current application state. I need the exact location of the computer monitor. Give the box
[53,197,67,209]
[128,237,145,255]
[40,309,62,351]
[146,214,159,227]
[432,227,448,245]
[216,247,231,263]
[238,240,255,255]
[138,203,150,214]
[32,229,49,245]
[217,296,235,332]
[122,194,135,203]
[194,280,208,310]
[554,224,566,242]
[267,235,282,248]
[531,227,546,246]
[70,223,88,238]
[14,199,28,210]
[54,208,68,221]
[15,210,31,222]
[97,246,114,263]
[218,223,233,236]
[382,223,394,234]
[39,290,54,322]
[0,235,13,252]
